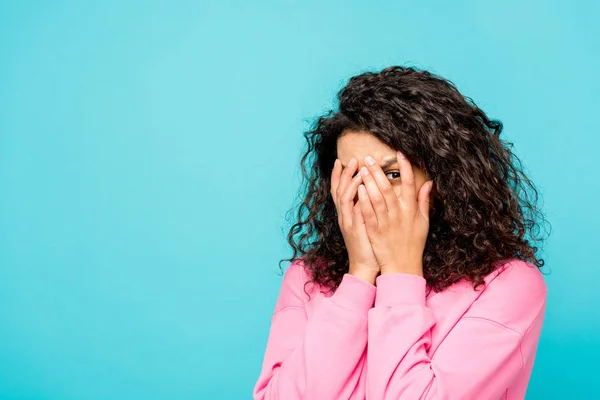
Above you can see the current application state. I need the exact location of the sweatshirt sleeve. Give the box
[253,259,376,400]
[366,262,547,400]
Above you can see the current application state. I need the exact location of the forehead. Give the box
[336,131,395,163]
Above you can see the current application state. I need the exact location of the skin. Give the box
[331,130,435,285]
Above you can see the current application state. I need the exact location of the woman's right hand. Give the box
[331,157,380,285]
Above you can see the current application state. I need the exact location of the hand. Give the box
[331,157,380,285]
[356,151,434,276]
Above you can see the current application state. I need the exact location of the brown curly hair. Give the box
[279,65,551,294]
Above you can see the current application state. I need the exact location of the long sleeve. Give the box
[253,259,376,400]
[366,262,547,400]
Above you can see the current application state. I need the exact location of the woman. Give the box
[253,66,549,400]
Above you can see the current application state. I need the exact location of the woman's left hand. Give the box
[357,151,434,276]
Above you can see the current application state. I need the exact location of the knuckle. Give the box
[381,185,393,195]
[343,189,356,202]
[371,192,383,203]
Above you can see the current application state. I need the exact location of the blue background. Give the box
[1,1,598,399]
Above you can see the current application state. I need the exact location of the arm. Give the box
[366,263,547,400]
[253,259,376,400]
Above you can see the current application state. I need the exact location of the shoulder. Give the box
[484,258,547,303]
[467,258,547,335]
[274,257,318,313]
[282,258,311,285]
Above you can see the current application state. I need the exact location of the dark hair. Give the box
[279,65,551,294]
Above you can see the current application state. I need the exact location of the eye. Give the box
[386,171,401,182]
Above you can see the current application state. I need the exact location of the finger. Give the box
[331,159,346,227]
[418,180,433,224]
[397,150,417,210]
[353,201,364,225]
[330,158,341,208]
[340,173,364,227]
[358,183,377,230]
[336,157,358,208]
[359,164,387,227]
[365,155,399,219]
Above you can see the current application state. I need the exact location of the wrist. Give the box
[348,269,378,286]
[380,262,423,277]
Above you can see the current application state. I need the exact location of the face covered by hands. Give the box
[355,150,433,276]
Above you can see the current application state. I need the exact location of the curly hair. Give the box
[279,65,551,294]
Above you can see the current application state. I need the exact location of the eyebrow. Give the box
[341,157,398,170]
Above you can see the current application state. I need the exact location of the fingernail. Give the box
[365,156,375,166]
[397,151,405,159]
[360,167,369,176]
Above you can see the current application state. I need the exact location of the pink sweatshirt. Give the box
[253,257,546,400]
